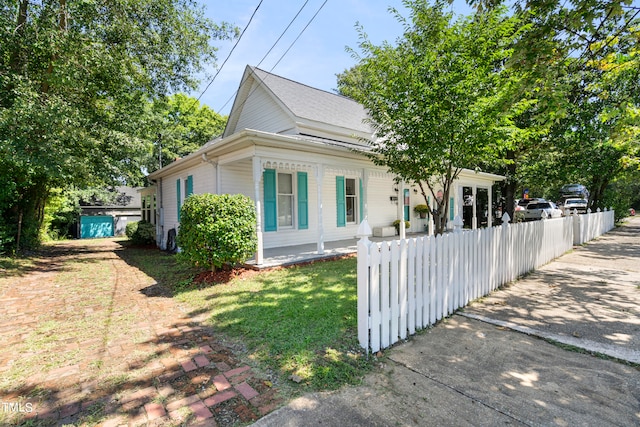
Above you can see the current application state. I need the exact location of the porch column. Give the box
[215,162,221,194]
[472,185,478,229]
[488,186,493,228]
[397,180,406,239]
[252,156,264,265]
[362,168,369,220]
[316,164,325,255]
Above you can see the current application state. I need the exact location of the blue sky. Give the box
[194,0,473,115]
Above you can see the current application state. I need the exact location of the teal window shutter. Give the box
[263,169,277,232]
[186,175,193,197]
[359,178,364,222]
[336,176,346,227]
[297,172,308,230]
[176,179,181,221]
[450,196,455,221]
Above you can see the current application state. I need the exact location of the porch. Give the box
[244,232,428,269]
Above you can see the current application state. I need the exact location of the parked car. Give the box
[515,198,545,219]
[559,198,588,215]
[523,201,563,221]
[560,184,589,200]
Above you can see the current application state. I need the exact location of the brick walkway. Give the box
[0,239,282,426]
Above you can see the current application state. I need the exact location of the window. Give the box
[263,169,308,232]
[336,176,362,227]
[345,178,357,224]
[185,175,193,199]
[277,173,293,227]
[177,175,193,222]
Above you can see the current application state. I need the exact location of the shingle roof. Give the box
[250,67,372,134]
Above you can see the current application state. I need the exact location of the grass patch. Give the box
[545,338,640,368]
[195,259,371,390]
[120,246,374,393]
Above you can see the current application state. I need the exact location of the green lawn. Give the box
[119,246,374,392]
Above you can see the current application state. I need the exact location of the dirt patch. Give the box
[193,267,267,285]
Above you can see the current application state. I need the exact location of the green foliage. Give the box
[472,0,640,215]
[177,194,257,271]
[141,94,227,172]
[125,222,139,240]
[601,171,640,223]
[339,1,521,234]
[413,204,430,214]
[0,0,236,252]
[126,220,156,245]
[392,220,410,229]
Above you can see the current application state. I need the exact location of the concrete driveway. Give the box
[254,216,640,426]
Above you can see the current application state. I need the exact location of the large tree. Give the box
[473,0,640,213]
[0,0,236,252]
[338,1,521,234]
[141,93,227,172]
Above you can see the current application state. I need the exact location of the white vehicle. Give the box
[559,198,588,215]
[523,201,563,221]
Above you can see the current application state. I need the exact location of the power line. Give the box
[157,0,264,164]
[219,0,329,113]
[217,0,314,112]
[268,0,328,73]
[192,0,264,108]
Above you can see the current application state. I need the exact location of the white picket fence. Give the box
[356,209,615,353]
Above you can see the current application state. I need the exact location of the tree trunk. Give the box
[10,0,28,72]
[504,150,517,222]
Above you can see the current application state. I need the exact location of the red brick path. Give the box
[0,239,282,426]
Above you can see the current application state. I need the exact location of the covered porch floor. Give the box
[245,232,429,269]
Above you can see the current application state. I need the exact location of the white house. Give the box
[145,66,503,265]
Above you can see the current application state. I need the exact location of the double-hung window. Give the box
[336,176,363,227]
[277,173,293,228]
[263,169,308,232]
[345,178,357,224]
[176,175,193,222]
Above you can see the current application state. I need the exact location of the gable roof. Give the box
[224,66,373,141]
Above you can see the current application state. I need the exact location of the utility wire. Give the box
[219,0,329,114]
[191,0,264,109]
[268,0,328,72]
[217,0,313,112]
[156,0,264,168]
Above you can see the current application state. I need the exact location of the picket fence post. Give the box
[356,219,372,352]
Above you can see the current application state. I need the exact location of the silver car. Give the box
[523,201,563,221]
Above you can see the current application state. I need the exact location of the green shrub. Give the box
[177,193,257,271]
[125,221,139,239]
[126,220,156,245]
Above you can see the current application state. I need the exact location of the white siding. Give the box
[234,83,295,134]
[190,162,216,195]
[219,159,253,198]
[161,171,181,234]
[160,162,217,240]
[366,174,400,229]
[323,171,360,242]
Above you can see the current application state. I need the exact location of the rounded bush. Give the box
[177,193,257,270]
[126,220,156,245]
[125,221,139,239]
